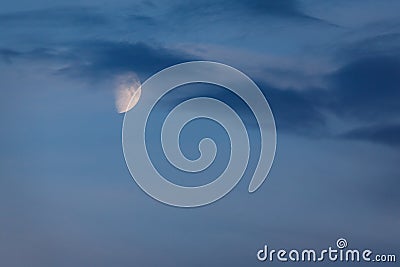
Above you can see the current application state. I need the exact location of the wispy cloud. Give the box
[0,41,197,80]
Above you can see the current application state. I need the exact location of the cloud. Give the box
[0,49,21,63]
[260,84,326,135]
[1,21,398,144]
[327,55,400,121]
[126,14,157,26]
[340,33,400,59]
[174,0,336,25]
[0,41,197,80]
[340,123,400,146]
[0,6,108,27]
[235,0,326,22]
[254,53,400,137]
[58,41,197,80]
[3,41,398,143]
[0,47,75,64]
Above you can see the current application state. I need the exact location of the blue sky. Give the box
[0,0,399,266]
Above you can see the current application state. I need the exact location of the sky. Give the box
[0,0,399,266]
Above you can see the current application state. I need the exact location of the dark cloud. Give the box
[258,53,400,138]
[340,123,400,146]
[172,0,337,26]
[256,54,400,139]
[0,47,76,63]
[1,34,398,145]
[57,41,197,80]
[0,49,21,63]
[236,0,323,22]
[261,84,326,135]
[341,33,400,59]
[0,6,108,27]
[320,33,400,146]
[328,55,400,121]
[126,14,157,26]
[0,41,197,80]
[0,43,328,136]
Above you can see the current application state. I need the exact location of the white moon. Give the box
[114,73,142,113]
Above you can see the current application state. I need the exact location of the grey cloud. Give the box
[340,123,400,147]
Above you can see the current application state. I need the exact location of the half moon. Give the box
[115,73,142,113]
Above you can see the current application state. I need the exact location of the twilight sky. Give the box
[0,1,399,266]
